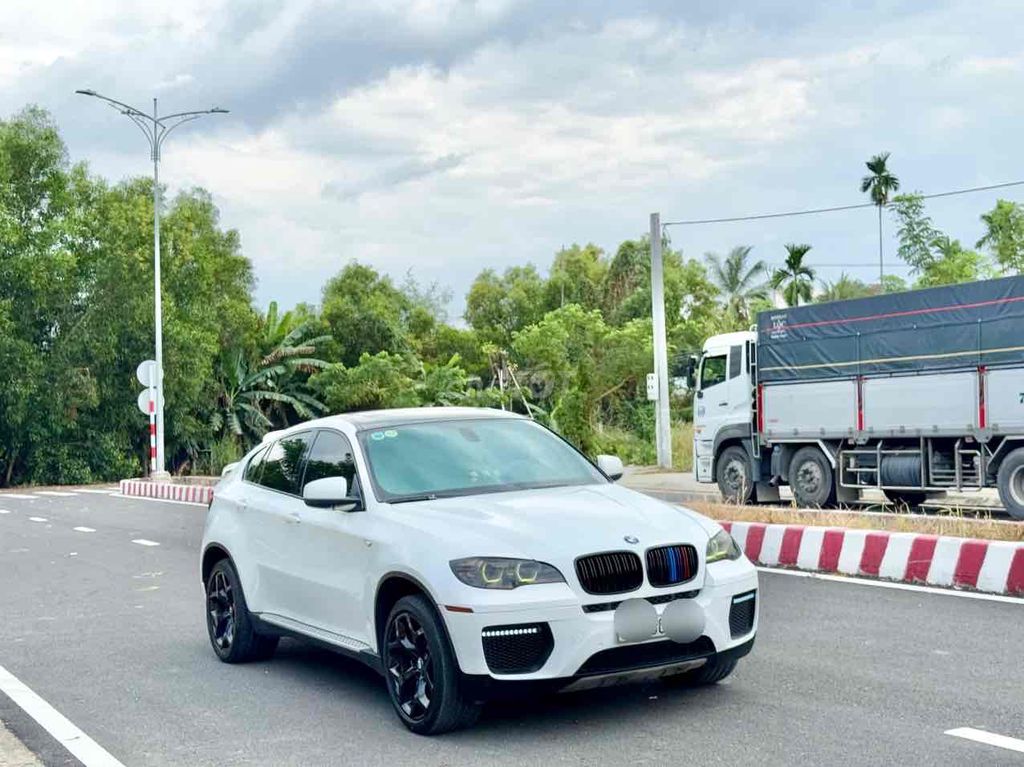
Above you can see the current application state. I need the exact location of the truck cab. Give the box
[692,330,760,497]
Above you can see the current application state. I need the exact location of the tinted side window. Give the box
[302,431,359,496]
[728,345,743,379]
[243,445,269,483]
[700,354,727,389]
[259,433,314,494]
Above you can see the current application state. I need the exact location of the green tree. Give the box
[321,263,411,366]
[890,193,942,273]
[771,244,816,307]
[977,199,1024,273]
[915,237,987,288]
[464,264,546,347]
[818,273,874,302]
[860,152,900,281]
[544,243,607,312]
[704,246,768,326]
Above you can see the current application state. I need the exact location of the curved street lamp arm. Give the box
[154,114,205,152]
[157,108,230,123]
[124,112,157,151]
[75,90,152,121]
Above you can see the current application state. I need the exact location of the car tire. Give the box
[996,448,1024,521]
[883,489,928,509]
[205,559,279,664]
[664,655,738,687]
[382,595,481,735]
[716,445,754,505]
[789,446,836,508]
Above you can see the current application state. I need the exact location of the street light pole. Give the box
[650,212,672,469]
[76,90,228,479]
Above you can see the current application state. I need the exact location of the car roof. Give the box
[272,406,526,435]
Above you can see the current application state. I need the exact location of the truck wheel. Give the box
[996,448,1024,521]
[789,447,836,508]
[716,445,754,505]
[883,490,928,509]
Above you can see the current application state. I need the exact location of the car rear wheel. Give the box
[382,595,480,735]
[789,446,837,508]
[716,445,754,505]
[205,559,278,663]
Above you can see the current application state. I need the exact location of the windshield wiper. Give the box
[389,493,441,504]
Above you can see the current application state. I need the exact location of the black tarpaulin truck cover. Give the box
[757,275,1024,383]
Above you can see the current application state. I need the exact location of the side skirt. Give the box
[251,613,384,677]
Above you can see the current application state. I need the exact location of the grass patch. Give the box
[689,501,1024,543]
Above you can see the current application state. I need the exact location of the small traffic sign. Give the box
[136,359,158,387]
[137,388,155,416]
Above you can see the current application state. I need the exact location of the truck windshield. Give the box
[700,354,727,389]
[358,418,606,503]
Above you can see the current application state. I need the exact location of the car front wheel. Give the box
[382,595,480,735]
[205,559,278,663]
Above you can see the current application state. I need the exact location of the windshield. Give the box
[358,418,606,503]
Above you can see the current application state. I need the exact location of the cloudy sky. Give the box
[2,0,1021,316]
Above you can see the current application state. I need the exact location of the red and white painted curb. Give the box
[119,479,213,505]
[722,521,1024,597]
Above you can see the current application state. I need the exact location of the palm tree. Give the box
[704,245,769,326]
[860,152,900,284]
[818,272,873,302]
[771,244,816,307]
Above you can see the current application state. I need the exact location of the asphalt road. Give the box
[1,489,1022,766]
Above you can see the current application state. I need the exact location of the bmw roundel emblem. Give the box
[624,535,639,544]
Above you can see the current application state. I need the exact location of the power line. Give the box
[662,179,1024,227]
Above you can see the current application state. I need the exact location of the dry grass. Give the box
[690,500,1024,543]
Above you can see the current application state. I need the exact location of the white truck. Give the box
[690,275,1024,519]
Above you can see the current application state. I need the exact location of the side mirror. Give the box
[220,461,239,478]
[686,355,699,391]
[303,476,362,511]
[596,454,624,482]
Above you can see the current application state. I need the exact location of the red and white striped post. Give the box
[148,385,157,474]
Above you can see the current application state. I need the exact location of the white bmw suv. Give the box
[201,407,757,734]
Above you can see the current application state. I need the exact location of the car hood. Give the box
[383,483,717,561]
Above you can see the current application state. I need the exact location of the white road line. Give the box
[946,727,1024,754]
[28,517,48,523]
[0,509,10,514]
[72,489,117,495]
[110,493,206,508]
[757,567,1024,605]
[131,539,160,547]
[73,527,96,533]
[1,494,38,500]
[35,491,77,497]
[0,664,126,767]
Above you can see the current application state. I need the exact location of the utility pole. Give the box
[76,90,228,479]
[650,213,672,469]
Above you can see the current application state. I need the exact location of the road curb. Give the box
[119,479,213,505]
[722,520,1024,596]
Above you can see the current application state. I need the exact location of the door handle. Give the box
[718,401,728,407]
[285,512,302,525]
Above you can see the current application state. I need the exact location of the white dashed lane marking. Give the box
[1,494,38,500]
[35,491,77,497]
[946,727,1024,754]
[28,517,47,523]
[73,489,118,495]
[73,527,96,533]
[0,509,9,514]
[131,539,160,547]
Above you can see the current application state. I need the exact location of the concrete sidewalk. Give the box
[620,466,1004,510]
[0,723,40,767]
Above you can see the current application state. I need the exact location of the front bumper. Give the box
[442,557,758,684]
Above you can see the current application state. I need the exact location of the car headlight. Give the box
[450,557,565,589]
[706,529,742,563]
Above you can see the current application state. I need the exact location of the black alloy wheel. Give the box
[381,595,480,735]
[204,558,278,663]
[208,569,236,653]
[386,611,435,723]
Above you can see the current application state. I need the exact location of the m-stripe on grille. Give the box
[646,544,699,587]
